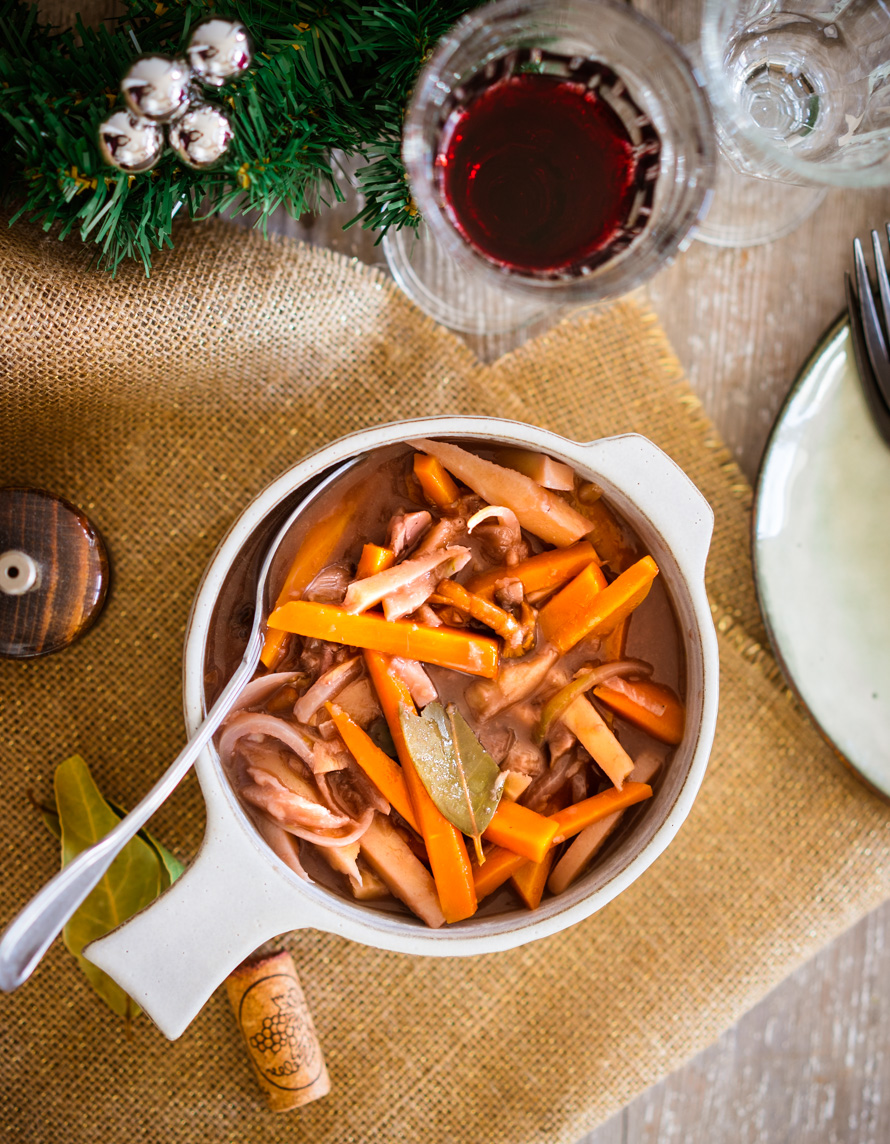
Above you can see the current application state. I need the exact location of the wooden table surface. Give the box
[38,0,890,1136]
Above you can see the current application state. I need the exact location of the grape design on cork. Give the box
[247,984,319,1077]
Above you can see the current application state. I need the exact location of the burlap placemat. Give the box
[1,218,888,1144]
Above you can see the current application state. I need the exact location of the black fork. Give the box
[845,226,890,446]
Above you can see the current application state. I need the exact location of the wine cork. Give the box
[225,950,330,1111]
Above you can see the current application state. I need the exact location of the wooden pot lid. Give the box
[0,488,110,658]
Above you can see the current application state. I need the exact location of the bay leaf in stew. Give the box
[399,701,505,861]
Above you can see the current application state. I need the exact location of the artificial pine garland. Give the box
[0,0,478,272]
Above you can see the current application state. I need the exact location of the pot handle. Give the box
[83,812,318,1040]
[579,434,713,580]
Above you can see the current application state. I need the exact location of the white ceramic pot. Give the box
[85,416,719,1039]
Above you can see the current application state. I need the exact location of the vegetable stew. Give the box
[209,440,685,926]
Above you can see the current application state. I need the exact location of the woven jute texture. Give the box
[1,218,889,1144]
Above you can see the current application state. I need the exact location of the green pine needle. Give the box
[0,0,481,273]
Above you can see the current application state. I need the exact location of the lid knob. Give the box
[0,549,40,596]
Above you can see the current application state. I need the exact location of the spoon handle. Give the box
[0,630,262,993]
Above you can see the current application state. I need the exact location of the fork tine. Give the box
[871,228,890,340]
[853,236,890,408]
[845,270,890,447]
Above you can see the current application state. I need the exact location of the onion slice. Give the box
[535,659,653,743]
[242,770,374,847]
[293,655,362,723]
[239,750,375,848]
[343,546,471,619]
[389,656,438,707]
[218,710,317,770]
[229,671,302,715]
[467,505,521,537]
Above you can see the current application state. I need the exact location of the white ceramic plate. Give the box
[753,316,890,799]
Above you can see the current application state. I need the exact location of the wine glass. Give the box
[696,0,890,247]
[383,0,715,334]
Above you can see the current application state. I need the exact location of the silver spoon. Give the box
[0,456,361,992]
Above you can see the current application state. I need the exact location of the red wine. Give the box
[435,54,660,276]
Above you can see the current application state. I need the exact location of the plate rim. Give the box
[751,309,890,805]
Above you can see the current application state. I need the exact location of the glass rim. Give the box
[700,0,890,190]
[401,0,716,304]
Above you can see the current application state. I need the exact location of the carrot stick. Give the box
[413,453,459,508]
[356,543,395,579]
[549,782,652,843]
[268,601,500,679]
[261,492,362,669]
[536,561,607,652]
[560,695,635,789]
[475,783,653,901]
[325,702,420,832]
[593,678,685,745]
[364,651,477,923]
[466,540,599,602]
[539,555,659,654]
[472,847,529,900]
[409,438,592,546]
[363,651,413,755]
[483,799,560,863]
[511,850,555,910]
[548,752,662,895]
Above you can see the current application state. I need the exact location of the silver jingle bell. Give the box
[168,103,234,169]
[97,110,164,173]
[121,54,192,122]
[187,19,253,87]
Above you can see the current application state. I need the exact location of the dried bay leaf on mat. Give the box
[41,796,185,891]
[51,756,167,1020]
[399,701,505,860]
[106,803,185,890]
[137,827,185,890]
[37,802,62,841]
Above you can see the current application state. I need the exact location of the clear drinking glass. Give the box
[698,0,890,246]
[384,0,715,333]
